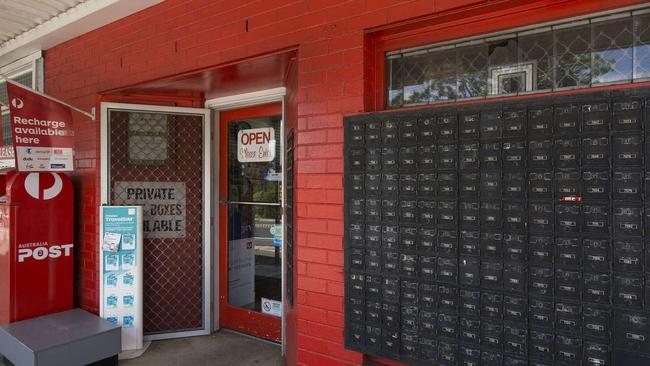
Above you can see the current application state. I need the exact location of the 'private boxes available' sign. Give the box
[237,127,275,162]
[113,181,186,239]
[6,83,74,172]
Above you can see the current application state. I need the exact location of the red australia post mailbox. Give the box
[0,169,74,323]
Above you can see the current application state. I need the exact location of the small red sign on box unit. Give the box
[6,83,74,172]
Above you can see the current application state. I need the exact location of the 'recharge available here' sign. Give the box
[6,82,75,172]
[237,127,276,163]
[112,181,186,239]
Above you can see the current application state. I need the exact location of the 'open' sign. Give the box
[237,127,276,162]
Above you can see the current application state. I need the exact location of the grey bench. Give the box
[0,309,120,366]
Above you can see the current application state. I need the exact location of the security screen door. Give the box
[103,103,210,339]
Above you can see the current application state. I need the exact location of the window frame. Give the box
[370,0,649,111]
[0,51,44,145]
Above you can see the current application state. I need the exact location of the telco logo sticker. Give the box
[18,244,73,262]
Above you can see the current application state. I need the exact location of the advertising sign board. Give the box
[99,206,143,352]
[237,127,275,162]
[6,83,75,172]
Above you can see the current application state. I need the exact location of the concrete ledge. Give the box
[0,309,120,366]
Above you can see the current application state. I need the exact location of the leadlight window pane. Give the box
[555,25,591,88]
[429,48,457,102]
[457,43,487,98]
[403,50,431,105]
[592,18,633,84]
[634,13,650,79]
[519,32,554,90]
[386,54,404,108]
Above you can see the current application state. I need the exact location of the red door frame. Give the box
[219,102,283,342]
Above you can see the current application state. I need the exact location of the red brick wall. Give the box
[42,0,645,365]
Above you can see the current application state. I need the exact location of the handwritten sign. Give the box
[113,181,186,239]
[237,127,275,162]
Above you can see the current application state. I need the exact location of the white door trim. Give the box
[100,102,212,340]
[205,87,286,111]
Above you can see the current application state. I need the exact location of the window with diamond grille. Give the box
[0,71,34,145]
[108,110,205,335]
[386,9,650,108]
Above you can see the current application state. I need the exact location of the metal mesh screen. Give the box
[108,110,204,334]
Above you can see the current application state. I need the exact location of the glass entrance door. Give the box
[219,103,282,342]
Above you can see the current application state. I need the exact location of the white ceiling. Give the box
[0,0,86,44]
[0,0,162,66]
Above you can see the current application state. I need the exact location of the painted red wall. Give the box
[43,0,645,365]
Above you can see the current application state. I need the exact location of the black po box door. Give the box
[344,88,650,365]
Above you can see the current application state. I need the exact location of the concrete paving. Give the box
[1,330,282,366]
[120,331,282,366]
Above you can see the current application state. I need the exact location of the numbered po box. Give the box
[554,138,580,169]
[583,238,610,273]
[556,236,581,269]
[459,142,479,170]
[459,112,480,140]
[480,321,503,351]
[529,266,554,297]
[583,272,610,305]
[460,289,480,317]
[613,99,643,131]
[613,273,644,309]
[555,204,582,234]
[528,139,553,170]
[555,302,581,335]
[460,171,480,199]
[582,136,610,167]
[417,144,436,170]
[529,298,554,328]
[502,140,526,170]
[555,334,582,365]
[582,204,610,235]
[480,109,502,140]
[503,171,526,200]
[529,329,554,362]
[613,171,643,202]
[529,235,554,266]
[418,116,436,144]
[555,268,581,301]
[504,295,528,322]
[582,101,611,134]
[528,171,553,201]
[529,106,554,136]
[480,141,502,169]
[529,203,554,233]
[582,170,610,201]
[613,133,643,167]
[398,118,418,145]
[554,103,580,135]
[556,170,582,198]
[503,108,526,137]
[504,323,528,356]
[614,238,644,273]
[504,233,526,262]
[437,114,458,141]
[481,291,504,320]
[583,306,611,340]
[583,341,610,366]
[613,204,643,237]
[614,310,650,353]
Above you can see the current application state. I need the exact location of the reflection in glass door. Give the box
[219,103,282,342]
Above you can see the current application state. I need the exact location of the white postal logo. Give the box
[25,172,63,200]
[11,97,23,109]
[18,244,73,262]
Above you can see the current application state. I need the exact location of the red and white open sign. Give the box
[237,127,276,163]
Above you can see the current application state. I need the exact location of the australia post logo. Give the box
[17,242,73,263]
